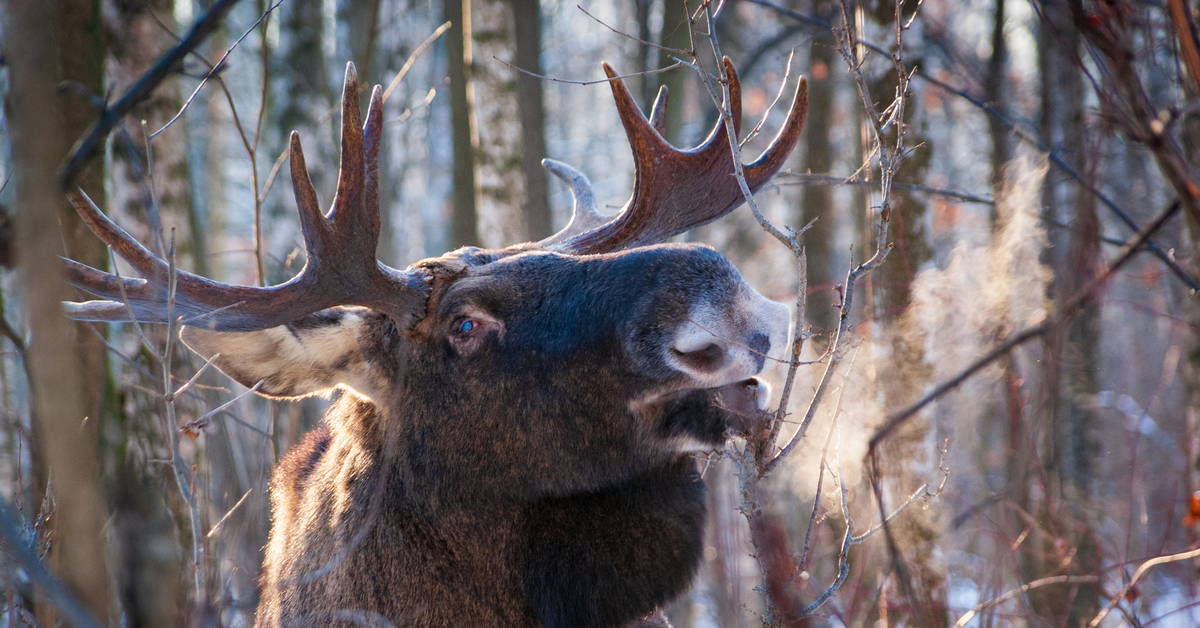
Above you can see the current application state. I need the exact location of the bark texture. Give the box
[445,0,482,248]
[4,0,111,621]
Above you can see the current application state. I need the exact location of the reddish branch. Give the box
[1067,1,1200,233]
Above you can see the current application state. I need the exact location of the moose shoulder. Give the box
[64,61,807,627]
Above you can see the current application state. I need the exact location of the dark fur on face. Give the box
[182,243,790,628]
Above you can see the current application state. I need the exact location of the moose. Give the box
[63,59,807,627]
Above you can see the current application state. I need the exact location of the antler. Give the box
[543,58,808,255]
[63,64,431,332]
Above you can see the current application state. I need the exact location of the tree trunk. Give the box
[46,3,115,625]
[342,0,383,88]
[656,0,692,146]
[273,0,336,279]
[985,0,1008,216]
[445,0,482,249]
[109,0,196,268]
[513,0,552,241]
[632,0,654,105]
[799,0,838,343]
[4,0,111,622]
[470,0,526,247]
[1028,2,1102,621]
[861,3,941,623]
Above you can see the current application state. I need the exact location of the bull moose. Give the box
[63,59,807,627]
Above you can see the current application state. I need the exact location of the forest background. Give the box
[1,0,1199,626]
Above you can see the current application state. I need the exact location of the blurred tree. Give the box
[799,0,839,343]
[631,0,654,104]
[4,0,111,622]
[274,0,336,271]
[513,0,552,241]
[656,0,692,146]
[984,0,1008,215]
[860,0,940,622]
[1027,1,1102,622]
[38,3,115,625]
[472,0,532,246]
[343,0,383,88]
[109,0,198,269]
[445,0,482,248]
[1172,0,1200,553]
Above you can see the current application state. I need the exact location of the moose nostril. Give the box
[672,342,727,373]
[747,332,770,373]
[748,332,770,357]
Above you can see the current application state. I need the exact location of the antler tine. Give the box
[67,190,169,281]
[538,159,608,246]
[361,85,384,243]
[290,132,330,257]
[329,63,364,226]
[552,57,806,256]
[62,62,432,332]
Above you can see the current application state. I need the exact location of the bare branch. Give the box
[577,5,690,55]
[493,57,686,86]
[0,496,104,628]
[382,22,452,104]
[777,172,995,205]
[60,0,244,188]
[150,0,284,138]
[954,576,1101,627]
[205,489,253,540]
[1090,547,1200,626]
[747,0,1200,293]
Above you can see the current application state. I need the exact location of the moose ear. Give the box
[180,307,398,403]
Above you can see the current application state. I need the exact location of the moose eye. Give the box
[448,313,500,354]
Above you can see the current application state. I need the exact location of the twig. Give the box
[382,22,452,104]
[800,421,853,615]
[765,238,812,449]
[799,350,856,573]
[60,0,243,189]
[954,575,1100,627]
[0,495,104,628]
[205,489,252,540]
[798,414,836,573]
[850,484,929,544]
[741,48,796,146]
[150,0,284,138]
[161,232,207,609]
[181,380,264,436]
[765,255,856,477]
[577,5,689,55]
[494,57,685,86]
[1090,547,1200,626]
[107,245,160,361]
[169,352,221,402]
[746,0,1200,293]
[777,172,995,204]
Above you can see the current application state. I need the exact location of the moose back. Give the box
[64,61,807,627]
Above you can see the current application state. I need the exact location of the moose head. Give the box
[64,60,807,627]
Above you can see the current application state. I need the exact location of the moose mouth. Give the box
[712,377,773,439]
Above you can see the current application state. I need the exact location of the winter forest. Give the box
[1,0,1200,625]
